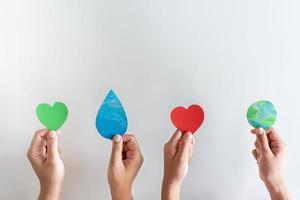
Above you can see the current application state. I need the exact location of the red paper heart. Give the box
[170,104,204,134]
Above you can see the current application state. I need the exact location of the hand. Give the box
[251,128,291,200]
[162,130,194,200]
[27,129,65,200]
[108,134,144,200]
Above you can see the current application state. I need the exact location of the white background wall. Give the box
[0,0,299,199]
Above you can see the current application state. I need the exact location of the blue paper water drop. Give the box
[96,90,128,140]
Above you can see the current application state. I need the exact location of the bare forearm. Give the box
[110,187,133,200]
[38,187,61,200]
[265,181,292,200]
[161,179,181,200]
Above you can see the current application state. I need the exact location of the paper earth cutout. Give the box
[247,100,277,130]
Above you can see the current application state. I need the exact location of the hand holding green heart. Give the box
[36,102,68,131]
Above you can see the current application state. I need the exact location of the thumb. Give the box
[176,132,193,161]
[46,131,59,160]
[110,135,123,166]
[256,128,272,154]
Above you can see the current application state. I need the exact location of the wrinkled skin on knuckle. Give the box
[163,143,170,153]
[27,150,32,160]
[139,153,144,164]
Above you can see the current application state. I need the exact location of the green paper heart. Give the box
[36,102,68,131]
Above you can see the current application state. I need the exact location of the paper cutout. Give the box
[170,104,204,134]
[36,102,68,131]
[95,90,128,140]
[247,100,277,130]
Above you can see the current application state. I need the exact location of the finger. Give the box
[266,128,282,142]
[28,129,49,158]
[109,135,123,166]
[176,132,193,160]
[56,130,63,136]
[123,134,143,161]
[188,143,194,164]
[267,128,286,155]
[29,129,48,149]
[125,150,135,158]
[254,137,261,153]
[46,131,60,161]
[123,134,140,151]
[269,140,286,151]
[168,129,183,147]
[254,140,259,148]
[251,128,261,135]
[256,128,272,154]
[252,149,258,160]
[250,129,256,135]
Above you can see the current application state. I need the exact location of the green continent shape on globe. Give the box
[247,100,277,130]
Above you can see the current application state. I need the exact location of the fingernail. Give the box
[113,134,121,142]
[49,131,56,139]
[184,132,193,140]
[258,128,265,135]
[56,130,62,135]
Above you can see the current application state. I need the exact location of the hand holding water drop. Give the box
[108,134,144,200]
